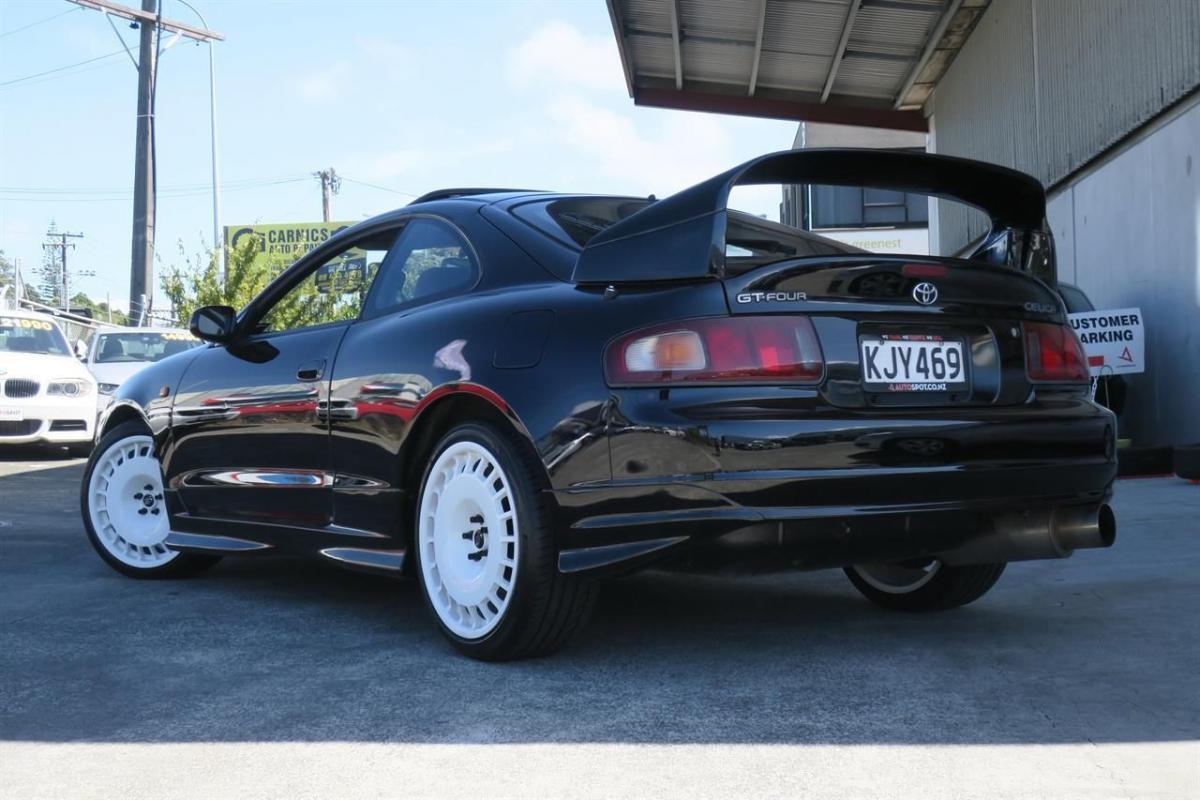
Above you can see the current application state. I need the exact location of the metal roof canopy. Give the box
[607,0,990,132]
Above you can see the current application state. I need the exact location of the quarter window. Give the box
[363,219,477,317]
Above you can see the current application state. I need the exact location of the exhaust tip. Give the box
[1097,504,1116,548]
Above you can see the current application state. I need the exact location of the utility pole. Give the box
[68,1,224,324]
[42,230,84,310]
[128,0,157,325]
[314,167,340,222]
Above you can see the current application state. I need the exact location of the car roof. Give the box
[1,308,66,325]
[94,326,191,335]
[405,189,623,209]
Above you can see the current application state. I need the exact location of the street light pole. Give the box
[175,0,222,283]
[67,0,224,322]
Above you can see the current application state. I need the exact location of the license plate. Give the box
[860,336,967,392]
[0,406,22,421]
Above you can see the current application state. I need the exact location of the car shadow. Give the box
[2,467,1197,748]
[0,444,82,462]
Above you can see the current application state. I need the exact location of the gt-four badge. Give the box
[735,291,807,303]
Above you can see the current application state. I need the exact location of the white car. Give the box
[0,310,97,455]
[85,326,201,397]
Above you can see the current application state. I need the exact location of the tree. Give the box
[161,238,362,330]
[0,250,14,291]
[68,292,128,326]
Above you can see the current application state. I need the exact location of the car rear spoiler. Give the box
[572,148,1053,285]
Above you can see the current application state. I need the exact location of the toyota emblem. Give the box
[911,282,939,305]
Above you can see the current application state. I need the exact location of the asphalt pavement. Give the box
[0,450,1197,799]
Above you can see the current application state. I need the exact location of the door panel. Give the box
[166,325,348,527]
[327,217,483,536]
[164,226,399,533]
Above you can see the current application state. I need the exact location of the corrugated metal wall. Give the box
[929,0,1200,447]
[930,0,1200,253]
[1045,101,1200,448]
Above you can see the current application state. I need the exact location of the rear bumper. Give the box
[554,392,1117,573]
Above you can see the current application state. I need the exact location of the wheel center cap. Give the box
[434,477,496,604]
[142,495,155,508]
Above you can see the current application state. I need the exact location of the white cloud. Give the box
[507,21,625,92]
[358,36,411,67]
[297,61,352,103]
[539,98,784,219]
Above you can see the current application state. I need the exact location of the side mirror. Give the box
[189,305,237,343]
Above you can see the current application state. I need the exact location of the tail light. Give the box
[606,317,823,385]
[1024,322,1089,383]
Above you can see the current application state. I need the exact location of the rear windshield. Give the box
[515,196,652,249]
[0,315,70,356]
[517,196,863,274]
[1057,283,1094,313]
[724,210,864,275]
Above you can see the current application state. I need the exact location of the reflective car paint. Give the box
[96,154,1116,579]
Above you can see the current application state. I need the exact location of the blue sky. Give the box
[0,1,795,310]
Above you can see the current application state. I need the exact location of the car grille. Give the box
[3,379,39,398]
[0,420,41,437]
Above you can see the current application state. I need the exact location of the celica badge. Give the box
[911,282,939,305]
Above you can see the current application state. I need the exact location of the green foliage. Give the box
[160,238,367,331]
[67,292,128,326]
[0,250,13,286]
[161,238,274,324]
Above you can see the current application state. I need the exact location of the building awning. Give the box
[606,0,990,132]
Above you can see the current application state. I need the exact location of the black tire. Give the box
[845,560,1005,612]
[81,420,221,579]
[1174,444,1200,481]
[414,421,595,661]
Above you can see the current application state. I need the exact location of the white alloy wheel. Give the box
[418,439,519,640]
[851,559,942,594]
[86,434,177,568]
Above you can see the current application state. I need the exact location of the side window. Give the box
[257,230,397,334]
[363,218,477,318]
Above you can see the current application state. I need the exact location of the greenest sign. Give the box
[223,221,356,272]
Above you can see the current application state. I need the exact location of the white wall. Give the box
[1045,101,1200,446]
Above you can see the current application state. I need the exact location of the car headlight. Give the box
[97,382,120,395]
[47,379,93,397]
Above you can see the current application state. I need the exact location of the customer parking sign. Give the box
[1067,307,1145,376]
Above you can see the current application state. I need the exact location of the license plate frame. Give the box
[860,334,970,393]
[0,406,24,422]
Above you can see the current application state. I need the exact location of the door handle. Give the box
[296,359,326,382]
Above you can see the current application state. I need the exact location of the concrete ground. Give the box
[0,449,1197,800]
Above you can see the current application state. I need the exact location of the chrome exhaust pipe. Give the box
[1054,503,1116,552]
[938,503,1116,566]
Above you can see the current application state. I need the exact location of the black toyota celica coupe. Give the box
[82,149,1117,660]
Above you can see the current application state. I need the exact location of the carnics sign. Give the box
[223,222,356,272]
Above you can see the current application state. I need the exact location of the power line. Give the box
[340,177,419,198]
[1,176,309,195]
[0,48,131,88]
[0,177,310,203]
[0,53,135,92]
[0,7,81,39]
